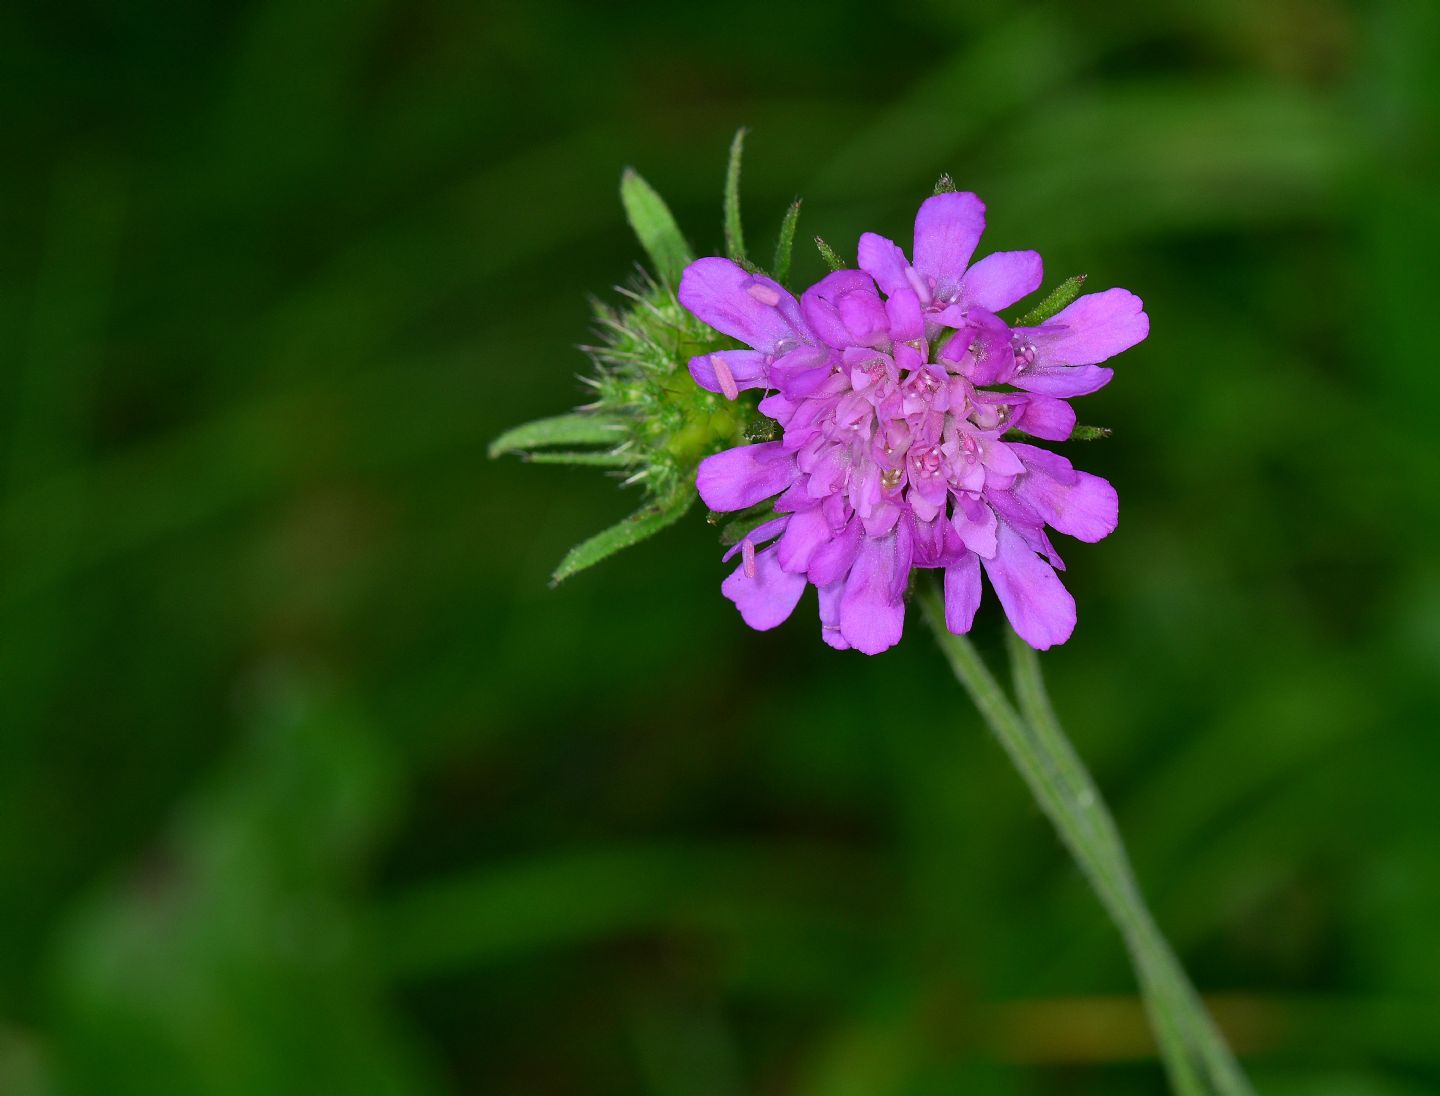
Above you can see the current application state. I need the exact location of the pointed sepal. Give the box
[724,128,751,268]
[1016,274,1088,327]
[814,235,846,272]
[522,450,640,467]
[488,413,626,459]
[772,199,802,285]
[620,168,693,288]
[551,488,694,585]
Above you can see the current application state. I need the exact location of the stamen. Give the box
[746,283,782,306]
[712,354,739,400]
[742,538,757,578]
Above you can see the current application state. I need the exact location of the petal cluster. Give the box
[679,193,1147,653]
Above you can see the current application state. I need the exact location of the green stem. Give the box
[917,583,1253,1095]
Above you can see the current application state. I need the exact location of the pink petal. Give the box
[884,286,925,343]
[807,517,862,586]
[757,392,798,428]
[688,350,769,396]
[816,580,850,650]
[678,257,807,354]
[912,192,986,285]
[856,232,912,298]
[1014,395,1075,441]
[722,545,807,631]
[1013,448,1118,544]
[982,439,1026,477]
[1041,288,1149,366]
[981,522,1076,650]
[943,552,982,635]
[802,270,879,349]
[1012,364,1115,398]
[775,505,833,573]
[1009,443,1078,485]
[838,524,912,655]
[951,497,998,558]
[720,515,789,562]
[837,289,889,347]
[696,442,796,512]
[962,250,1044,312]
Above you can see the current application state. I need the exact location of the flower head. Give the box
[680,193,1148,653]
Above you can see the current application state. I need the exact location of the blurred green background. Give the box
[3,0,1439,1092]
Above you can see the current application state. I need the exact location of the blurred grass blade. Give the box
[724,128,749,266]
[621,168,693,287]
[552,489,693,584]
[813,236,845,272]
[771,200,801,284]
[1016,274,1087,326]
[489,413,626,458]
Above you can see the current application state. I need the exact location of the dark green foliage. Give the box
[4,2,1440,1095]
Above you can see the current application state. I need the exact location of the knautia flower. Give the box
[492,139,1252,1093]
[680,192,1148,653]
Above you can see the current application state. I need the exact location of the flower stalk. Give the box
[917,580,1253,1095]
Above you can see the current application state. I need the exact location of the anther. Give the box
[712,354,739,400]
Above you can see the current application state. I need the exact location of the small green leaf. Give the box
[489,413,626,459]
[932,173,957,195]
[814,236,845,272]
[523,450,638,467]
[1015,274,1088,327]
[620,168,693,288]
[724,128,749,267]
[771,199,802,284]
[551,490,694,585]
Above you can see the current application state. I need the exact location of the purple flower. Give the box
[679,193,1148,653]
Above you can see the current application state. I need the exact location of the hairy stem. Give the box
[917,582,1253,1095]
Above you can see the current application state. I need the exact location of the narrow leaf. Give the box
[771,199,802,284]
[1015,274,1088,327]
[933,173,957,195]
[814,236,845,272]
[724,128,749,266]
[489,414,626,459]
[551,490,694,585]
[620,168,693,287]
[523,450,638,467]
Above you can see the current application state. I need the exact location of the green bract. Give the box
[490,133,799,585]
